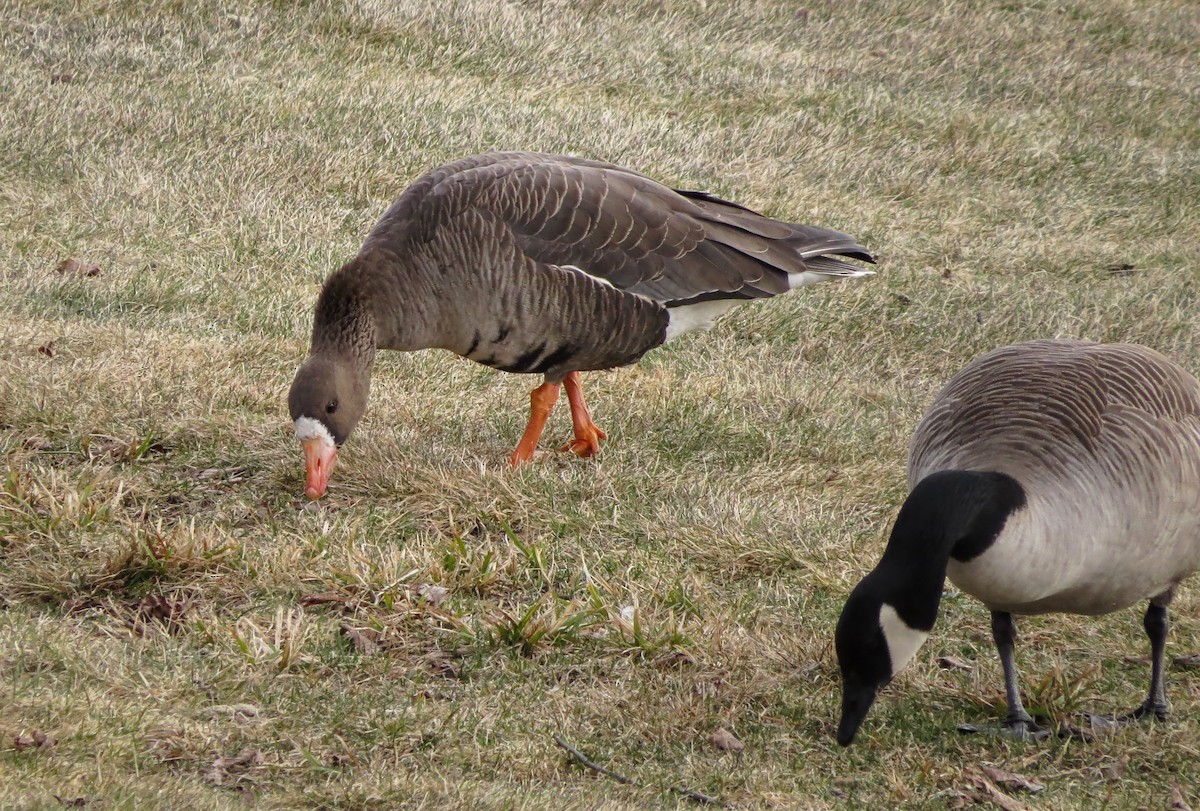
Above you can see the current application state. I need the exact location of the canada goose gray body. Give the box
[836,339,1200,745]
[287,152,874,498]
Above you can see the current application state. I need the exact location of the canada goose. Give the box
[835,339,1200,745]
[288,152,874,499]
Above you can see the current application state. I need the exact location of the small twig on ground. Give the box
[553,733,728,807]
[670,783,727,806]
[553,733,637,786]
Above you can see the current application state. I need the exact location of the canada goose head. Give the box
[835,580,930,746]
[834,470,1026,745]
[287,354,371,500]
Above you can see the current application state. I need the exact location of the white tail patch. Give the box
[294,416,335,446]
[879,603,929,676]
[664,300,740,342]
[787,268,875,289]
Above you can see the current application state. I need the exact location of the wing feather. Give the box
[386,152,874,307]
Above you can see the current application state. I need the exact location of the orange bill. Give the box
[302,437,338,500]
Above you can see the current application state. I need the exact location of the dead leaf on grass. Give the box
[204,748,264,787]
[979,765,1044,793]
[942,789,975,809]
[23,436,53,451]
[1104,262,1137,275]
[653,649,695,668]
[416,583,450,607]
[199,704,260,721]
[326,751,356,768]
[1171,785,1195,811]
[83,434,169,462]
[14,730,57,752]
[55,258,101,276]
[131,593,193,634]
[937,655,973,671]
[300,591,349,608]
[966,771,1031,811]
[145,728,189,762]
[339,623,381,655]
[1100,754,1128,781]
[425,651,459,679]
[707,727,745,752]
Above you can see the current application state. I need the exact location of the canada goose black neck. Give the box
[835,470,1025,746]
[872,470,1026,626]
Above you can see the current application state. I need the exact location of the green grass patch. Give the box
[3,0,1200,807]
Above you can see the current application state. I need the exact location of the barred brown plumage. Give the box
[287,152,875,498]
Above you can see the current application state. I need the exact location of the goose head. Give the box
[835,578,930,746]
[834,470,1028,745]
[287,354,371,499]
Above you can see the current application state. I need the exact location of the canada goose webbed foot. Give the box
[1083,699,1169,730]
[957,714,1049,741]
[1004,716,1050,741]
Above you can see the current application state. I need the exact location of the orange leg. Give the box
[557,372,607,458]
[508,380,561,466]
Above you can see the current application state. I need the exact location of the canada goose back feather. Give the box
[910,339,1200,615]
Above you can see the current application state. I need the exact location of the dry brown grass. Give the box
[2,0,1199,807]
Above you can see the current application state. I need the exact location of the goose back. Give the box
[336,152,871,381]
[908,340,1200,615]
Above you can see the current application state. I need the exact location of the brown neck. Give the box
[319,252,447,353]
[311,263,378,371]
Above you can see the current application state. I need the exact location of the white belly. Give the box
[946,498,1199,615]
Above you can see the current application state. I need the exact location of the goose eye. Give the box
[325,399,338,414]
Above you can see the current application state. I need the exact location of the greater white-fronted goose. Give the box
[835,339,1200,745]
[288,152,874,499]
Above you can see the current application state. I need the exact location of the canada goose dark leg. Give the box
[1084,595,1172,729]
[557,372,607,458]
[1130,599,1171,721]
[508,381,561,466]
[991,611,1042,738]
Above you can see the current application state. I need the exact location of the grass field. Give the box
[2,0,1199,807]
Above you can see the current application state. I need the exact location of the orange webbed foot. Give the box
[557,424,607,458]
[556,371,607,459]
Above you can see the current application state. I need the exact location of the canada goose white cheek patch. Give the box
[294,416,335,446]
[879,603,929,676]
